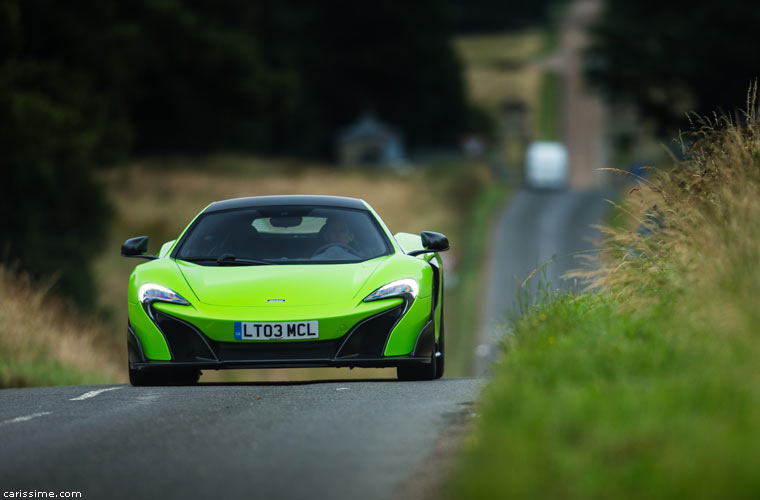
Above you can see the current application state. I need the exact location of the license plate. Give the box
[234,321,319,340]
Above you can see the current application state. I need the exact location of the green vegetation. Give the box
[587,0,760,136]
[454,96,760,497]
[0,356,113,389]
[456,0,555,32]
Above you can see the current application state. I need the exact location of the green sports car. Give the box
[122,195,449,385]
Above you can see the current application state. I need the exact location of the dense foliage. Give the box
[1,1,117,302]
[0,0,469,303]
[586,0,760,135]
[2,0,468,158]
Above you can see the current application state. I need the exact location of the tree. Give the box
[456,0,555,33]
[0,0,470,304]
[261,0,468,156]
[0,0,117,303]
[586,0,760,135]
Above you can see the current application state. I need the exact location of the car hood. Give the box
[176,259,386,307]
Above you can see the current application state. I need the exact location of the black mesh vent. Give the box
[153,310,217,362]
[336,305,404,359]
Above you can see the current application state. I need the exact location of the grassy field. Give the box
[454,30,544,118]
[453,99,760,497]
[0,268,124,388]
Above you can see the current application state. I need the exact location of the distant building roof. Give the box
[338,114,399,143]
[337,113,406,167]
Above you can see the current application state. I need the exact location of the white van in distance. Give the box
[524,141,569,189]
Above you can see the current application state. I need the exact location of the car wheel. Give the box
[434,345,444,380]
[397,349,436,381]
[168,369,201,386]
[129,366,200,386]
[129,366,167,386]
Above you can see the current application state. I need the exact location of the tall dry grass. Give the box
[590,85,760,331]
[0,267,124,387]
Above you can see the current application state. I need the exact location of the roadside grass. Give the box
[452,93,760,497]
[455,292,760,499]
[0,267,123,388]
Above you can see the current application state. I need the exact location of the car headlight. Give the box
[138,283,190,306]
[363,279,419,302]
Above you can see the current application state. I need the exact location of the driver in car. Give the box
[313,218,358,259]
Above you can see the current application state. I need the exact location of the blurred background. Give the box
[2,0,759,385]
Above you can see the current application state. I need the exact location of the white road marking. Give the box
[138,393,159,403]
[70,386,123,401]
[336,387,349,391]
[0,412,51,426]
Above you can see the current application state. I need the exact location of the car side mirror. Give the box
[121,236,158,260]
[408,231,450,256]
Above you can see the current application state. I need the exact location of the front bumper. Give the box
[128,299,435,371]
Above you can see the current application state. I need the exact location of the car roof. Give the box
[204,195,368,213]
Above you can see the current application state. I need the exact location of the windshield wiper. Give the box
[215,253,274,266]
[179,254,274,266]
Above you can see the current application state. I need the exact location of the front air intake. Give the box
[153,310,218,362]
[336,305,404,359]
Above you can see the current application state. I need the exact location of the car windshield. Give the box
[174,205,393,265]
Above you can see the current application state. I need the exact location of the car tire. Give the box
[434,345,444,380]
[129,366,200,386]
[168,369,201,386]
[397,350,436,381]
[129,366,167,386]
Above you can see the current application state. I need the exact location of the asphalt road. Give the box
[0,191,608,499]
[475,188,612,374]
[0,378,481,500]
